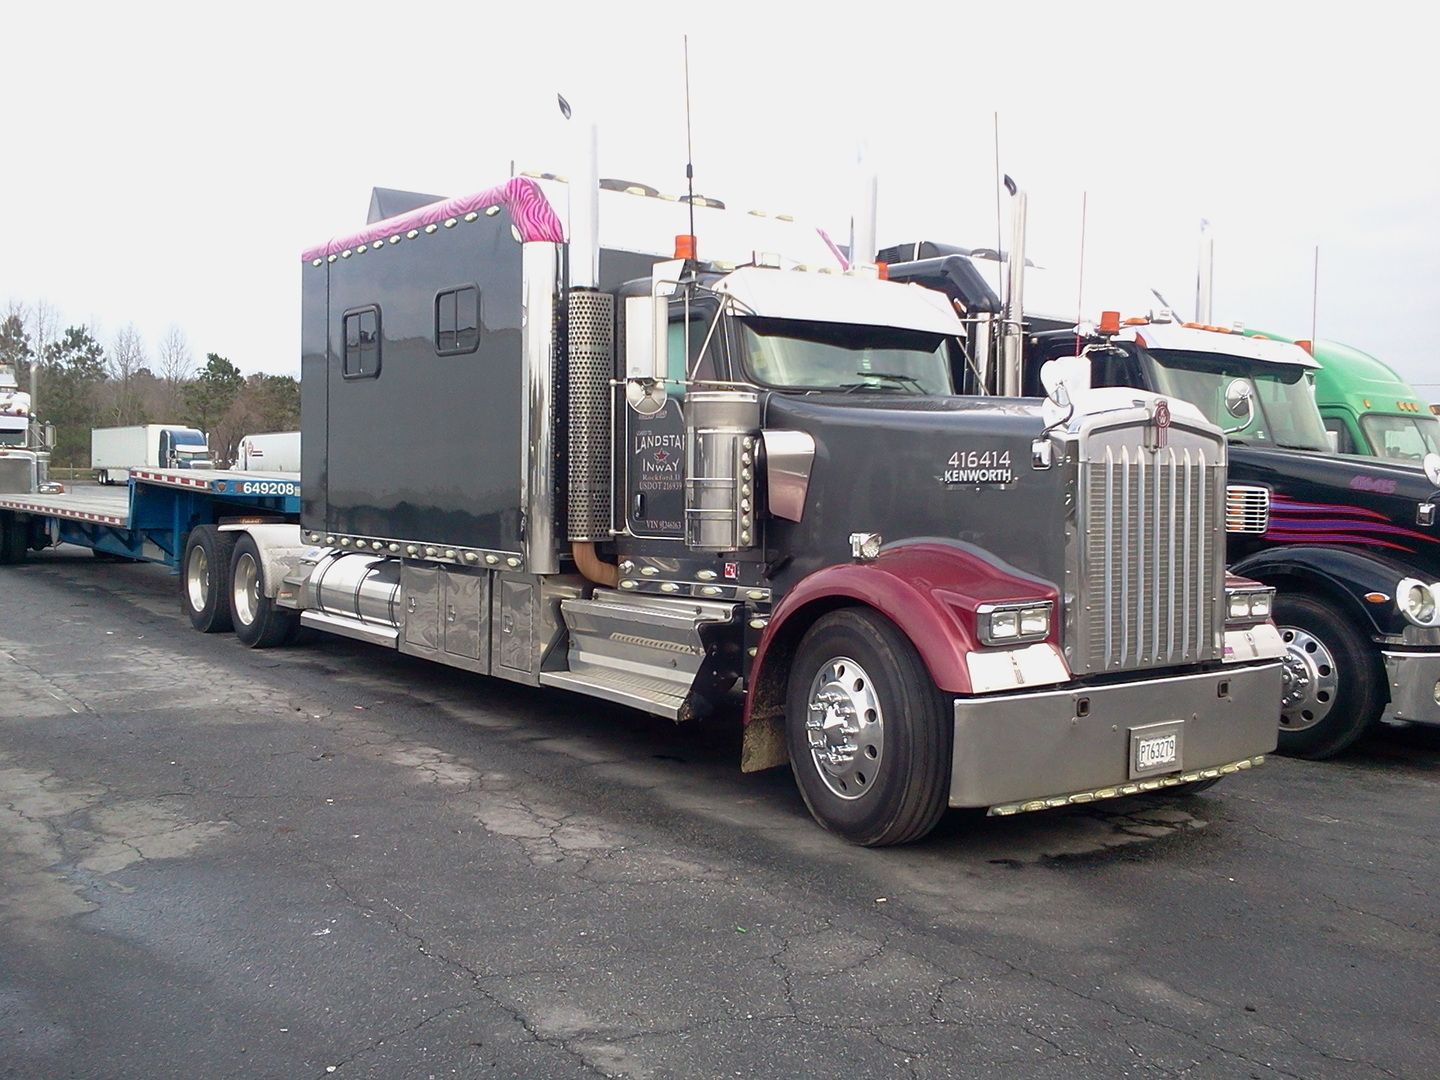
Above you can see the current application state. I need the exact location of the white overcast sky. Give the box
[3,1,1437,392]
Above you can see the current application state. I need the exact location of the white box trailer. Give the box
[237,431,300,472]
[91,425,212,484]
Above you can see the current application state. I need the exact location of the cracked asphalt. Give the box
[2,548,1437,1079]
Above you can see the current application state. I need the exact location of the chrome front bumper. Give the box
[950,662,1283,811]
[1382,650,1440,725]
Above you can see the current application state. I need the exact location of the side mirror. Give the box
[1039,355,1090,404]
[1223,378,1254,433]
[1424,452,1440,488]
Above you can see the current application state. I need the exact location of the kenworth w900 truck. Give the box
[0,174,1282,844]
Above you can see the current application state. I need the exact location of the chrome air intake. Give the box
[685,390,761,551]
[1225,484,1270,534]
[566,290,615,542]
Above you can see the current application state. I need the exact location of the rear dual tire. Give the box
[229,533,297,648]
[0,512,27,564]
[182,525,235,633]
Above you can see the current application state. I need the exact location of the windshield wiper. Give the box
[839,371,925,394]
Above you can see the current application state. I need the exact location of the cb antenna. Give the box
[684,35,696,245]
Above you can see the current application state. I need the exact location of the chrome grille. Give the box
[1226,484,1270,534]
[1074,444,1223,673]
[0,458,33,495]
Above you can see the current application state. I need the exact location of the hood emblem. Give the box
[1149,398,1171,451]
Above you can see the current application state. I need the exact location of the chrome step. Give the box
[539,668,690,719]
[549,589,742,720]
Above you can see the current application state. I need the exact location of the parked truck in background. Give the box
[91,424,212,484]
[237,431,301,472]
[1,169,1284,845]
[887,240,1440,761]
[0,360,58,517]
[1242,332,1440,461]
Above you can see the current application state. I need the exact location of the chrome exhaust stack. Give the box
[565,116,615,544]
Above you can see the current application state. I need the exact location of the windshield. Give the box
[1359,414,1440,460]
[1141,348,1330,451]
[738,316,954,394]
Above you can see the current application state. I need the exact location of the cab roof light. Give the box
[674,234,697,260]
[1098,310,1121,334]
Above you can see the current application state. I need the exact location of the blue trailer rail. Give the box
[0,468,301,566]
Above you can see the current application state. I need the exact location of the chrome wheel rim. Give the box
[1278,625,1338,732]
[233,552,260,627]
[185,545,210,614]
[805,655,884,800]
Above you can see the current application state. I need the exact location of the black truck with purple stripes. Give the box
[886,239,1440,759]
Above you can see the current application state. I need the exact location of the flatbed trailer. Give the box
[0,467,301,565]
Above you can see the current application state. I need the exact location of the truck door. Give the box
[622,305,719,540]
[159,429,173,468]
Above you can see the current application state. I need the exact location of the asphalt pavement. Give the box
[2,547,1437,1079]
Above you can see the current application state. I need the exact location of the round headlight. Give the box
[1398,577,1437,625]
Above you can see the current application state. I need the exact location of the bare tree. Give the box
[156,323,194,414]
[24,299,60,414]
[106,323,149,426]
[2,299,32,385]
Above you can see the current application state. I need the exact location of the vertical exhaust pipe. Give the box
[851,153,878,270]
[1001,184,1027,396]
[565,113,615,546]
[569,121,600,290]
[1195,218,1214,324]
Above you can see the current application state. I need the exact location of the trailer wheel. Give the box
[1275,593,1383,759]
[785,608,952,846]
[182,525,236,633]
[0,512,26,564]
[229,533,296,649]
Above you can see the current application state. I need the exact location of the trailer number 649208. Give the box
[237,480,298,497]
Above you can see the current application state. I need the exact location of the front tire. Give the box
[182,525,235,633]
[229,533,297,648]
[785,608,952,846]
[1274,593,1384,759]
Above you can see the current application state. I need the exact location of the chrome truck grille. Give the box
[1066,408,1226,675]
[0,458,33,495]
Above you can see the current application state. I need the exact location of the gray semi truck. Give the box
[2,173,1284,845]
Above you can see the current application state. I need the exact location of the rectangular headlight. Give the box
[1225,586,1275,625]
[978,601,1052,646]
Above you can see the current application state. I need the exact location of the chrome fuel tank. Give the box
[306,552,403,627]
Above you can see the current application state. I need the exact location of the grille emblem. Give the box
[1150,398,1171,451]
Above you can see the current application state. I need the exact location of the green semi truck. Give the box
[1246,332,1440,461]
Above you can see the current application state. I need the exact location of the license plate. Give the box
[1129,721,1184,779]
